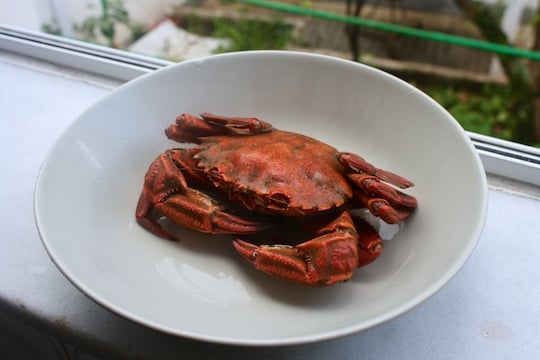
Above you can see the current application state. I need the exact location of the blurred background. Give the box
[2,0,540,147]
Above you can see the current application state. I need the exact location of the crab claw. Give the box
[232,212,382,287]
[136,149,268,241]
[232,239,326,283]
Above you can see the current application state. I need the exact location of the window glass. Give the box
[2,0,540,147]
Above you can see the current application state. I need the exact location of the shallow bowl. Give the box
[35,51,488,346]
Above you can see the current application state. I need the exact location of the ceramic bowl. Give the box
[35,51,488,346]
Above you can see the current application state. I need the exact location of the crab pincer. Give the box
[232,212,383,287]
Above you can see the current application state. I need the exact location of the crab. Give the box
[136,113,417,287]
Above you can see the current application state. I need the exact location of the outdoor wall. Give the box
[64,0,187,29]
[0,0,186,39]
[0,0,50,31]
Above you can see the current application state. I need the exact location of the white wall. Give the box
[62,0,186,28]
[0,0,51,31]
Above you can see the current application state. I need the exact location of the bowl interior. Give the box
[35,51,487,345]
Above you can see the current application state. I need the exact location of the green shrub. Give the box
[425,84,530,142]
[212,18,292,51]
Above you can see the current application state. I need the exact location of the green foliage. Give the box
[74,0,139,47]
[181,14,212,36]
[181,14,292,52]
[425,84,532,142]
[211,18,292,52]
[453,0,538,145]
[41,19,62,36]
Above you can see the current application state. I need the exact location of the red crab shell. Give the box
[193,129,352,215]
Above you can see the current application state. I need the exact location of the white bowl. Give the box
[34,51,488,346]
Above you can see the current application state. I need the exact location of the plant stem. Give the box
[101,0,109,18]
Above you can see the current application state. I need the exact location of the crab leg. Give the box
[348,173,417,224]
[339,152,414,189]
[233,212,383,287]
[338,152,417,223]
[200,113,273,133]
[165,113,273,144]
[355,193,414,224]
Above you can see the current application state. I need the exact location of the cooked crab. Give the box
[136,113,417,287]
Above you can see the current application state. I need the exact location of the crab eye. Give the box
[269,192,290,209]
[207,167,223,183]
